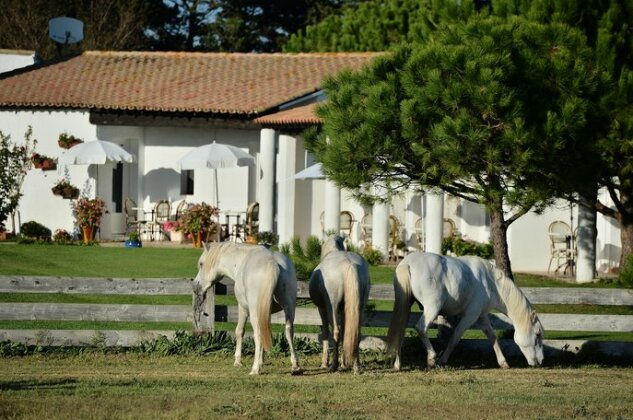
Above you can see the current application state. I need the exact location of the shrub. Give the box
[362,247,384,266]
[280,235,322,281]
[256,231,279,247]
[53,228,72,245]
[442,236,494,259]
[618,254,633,288]
[20,220,51,241]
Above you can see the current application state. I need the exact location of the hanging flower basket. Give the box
[58,133,84,149]
[52,179,80,199]
[31,153,57,170]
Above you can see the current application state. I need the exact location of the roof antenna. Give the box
[48,17,84,57]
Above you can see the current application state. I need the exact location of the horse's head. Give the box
[191,242,222,298]
[321,235,345,259]
[513,310,545,367]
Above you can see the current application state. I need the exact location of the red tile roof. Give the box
[0,51,378,116]
[254,103,321,126]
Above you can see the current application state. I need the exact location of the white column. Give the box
[323,180,340,236]
[425,190,444,254]
[576,201,597,283]
[277,134,296,244]
[258,128,276,233]
[404,189,421,251]
[372,186,390,256]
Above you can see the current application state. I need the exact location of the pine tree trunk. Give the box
[619,189,633,268]
[489,208,514,280]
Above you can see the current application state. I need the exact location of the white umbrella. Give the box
[58,140,135,165]
[177,141,256,207]
[178,141,255,170]
[292,163,324,180]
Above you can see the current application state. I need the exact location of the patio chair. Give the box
[548,220,573,273]
[174,200,188,221]
[339,210,354,241]
[388,215,402,261]
[443,218,457,238]
[360,213,372,247]
[232,201,259,242]
[146,200,171,241]
[124,197,138,233]
[415,217,424,250]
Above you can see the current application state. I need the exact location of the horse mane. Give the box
[321,235,345,259]
[492,267,534,332]
[203,242,242,275]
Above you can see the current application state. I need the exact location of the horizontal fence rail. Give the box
[1,276,632,359]
[2,277,633,306]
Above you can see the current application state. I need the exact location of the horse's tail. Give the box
[343,262,362,367]
[386,262,412,355]
[257,259,280,352]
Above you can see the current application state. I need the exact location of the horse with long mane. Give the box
[192,242,301,375]
[386,252,544,369]
[309,235,371,373]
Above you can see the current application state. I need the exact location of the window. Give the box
[181,170,194,195]
[112,163,123,212]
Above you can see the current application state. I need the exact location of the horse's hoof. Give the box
[499,362,510,369]
[249,370,260,375]
[291,368,303,376]
[234,361,243,367]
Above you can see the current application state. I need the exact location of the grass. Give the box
[1,353,633,419]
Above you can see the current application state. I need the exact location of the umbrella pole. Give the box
[214,168,219,208]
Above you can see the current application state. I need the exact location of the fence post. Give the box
[192,284,215,335]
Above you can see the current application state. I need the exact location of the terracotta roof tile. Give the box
[0,51,379,116]
[254,103,321,126]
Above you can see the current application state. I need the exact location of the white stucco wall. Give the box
[0,50,34,74]
[1,109,95,235]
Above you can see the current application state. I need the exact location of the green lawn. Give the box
[0,243,613,286]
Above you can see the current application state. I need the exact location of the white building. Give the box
[0,49,35,74]
[0,51,622,276]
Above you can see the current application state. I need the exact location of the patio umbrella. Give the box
[58,140,135,165]
[177,141,256,207]
[291,163,324,180]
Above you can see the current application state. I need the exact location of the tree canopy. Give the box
[308,15,605,276]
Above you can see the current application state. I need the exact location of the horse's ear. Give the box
[202,242,209,252]
[531,311,538,324]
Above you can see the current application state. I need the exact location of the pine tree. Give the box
[308,15,605,277]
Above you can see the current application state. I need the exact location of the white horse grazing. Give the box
[386,252,544,369]
[192,242,301,375]
[309,235,371,373]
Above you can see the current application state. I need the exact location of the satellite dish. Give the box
[48,17,84,44]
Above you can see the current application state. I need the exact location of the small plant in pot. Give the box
[125,230,142,248]
[255,231,278,248]
[57,133,83,149]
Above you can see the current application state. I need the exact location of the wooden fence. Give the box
[1,276,632,360]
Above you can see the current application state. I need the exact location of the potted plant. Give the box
[179,202,220,248]
[31,153,56,170]
[124,230,142,248]
[73,197,106,244]
[255,231,278,248]
[58,133,83,149]
[51,179,80,199]
[163,220,185,243]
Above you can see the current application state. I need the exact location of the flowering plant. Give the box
[53,228,72,244]
[73,198,106,227]
[163,220,181,232]
[178,202,219,234]
[51,179,79,199]
[58,133,83,149]
[31,153,56,170]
